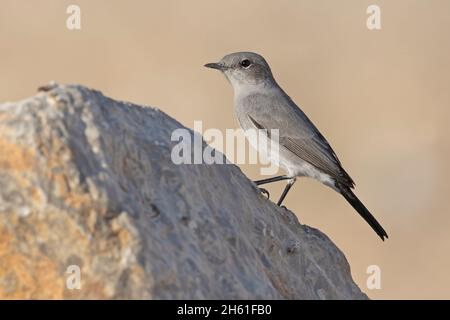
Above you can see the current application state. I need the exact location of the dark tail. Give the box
[339,186,388,241]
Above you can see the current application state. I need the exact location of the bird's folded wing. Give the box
[247,112,354,188]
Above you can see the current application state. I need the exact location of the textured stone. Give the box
[0,83,367,299]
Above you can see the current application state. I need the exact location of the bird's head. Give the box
[205,52,274,88]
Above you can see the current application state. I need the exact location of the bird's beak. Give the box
[204,62,226,71]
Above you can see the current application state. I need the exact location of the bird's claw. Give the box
[258,188,270,199]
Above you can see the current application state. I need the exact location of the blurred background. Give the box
[1,0,449,299]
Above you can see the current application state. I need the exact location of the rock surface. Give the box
[0,83,367,299]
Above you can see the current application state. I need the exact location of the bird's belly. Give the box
[280,151,335,186]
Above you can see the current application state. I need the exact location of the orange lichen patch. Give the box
[76,280,110,299]
[0,138,35,172]
[0,227,13,256]
[30,255,65,299]
[117,228,133,249]
[30,187,46,207]
[64,191,94,211]
[46,169,91,209]
[0,113,10,122]
[0,207,98,299]
[0,228,64,299]
[45,167,93,210]
[111,217,136,249]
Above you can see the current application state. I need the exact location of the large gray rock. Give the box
[0,83,367,299]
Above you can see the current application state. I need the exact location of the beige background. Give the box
[1,0,449,299]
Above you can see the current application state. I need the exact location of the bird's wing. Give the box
[244,93,354,188]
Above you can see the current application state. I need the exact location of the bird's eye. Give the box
[240,59,251,68]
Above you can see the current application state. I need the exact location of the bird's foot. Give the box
[279,205,288,210]
[258,187,270,199]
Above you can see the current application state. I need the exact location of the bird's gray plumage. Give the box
[240,91,355,188]
[205,51,388,240]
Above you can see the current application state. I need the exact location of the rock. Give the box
[0,83,367,299]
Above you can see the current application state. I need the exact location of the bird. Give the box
[205,52,388,241]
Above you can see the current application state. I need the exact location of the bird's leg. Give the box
[254,175,290,186]
[254,176,291,200]
[277,178,296,206]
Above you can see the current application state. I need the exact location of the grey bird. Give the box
[205,52,388,241]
